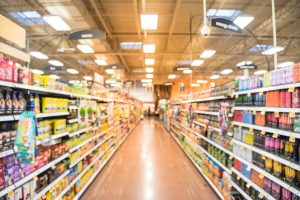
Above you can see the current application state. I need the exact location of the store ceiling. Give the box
[0,0,299,85]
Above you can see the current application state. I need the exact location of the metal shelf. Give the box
[69,127,93,137]
[233,106,300,113]
[231,181,253,200]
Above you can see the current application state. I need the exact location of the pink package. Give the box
[272,181,281,200]
[12,165,22,183]
[281,188,292,200]
[0,158,6,190]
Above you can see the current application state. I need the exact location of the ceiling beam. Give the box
[133,0,141,38]
[166,0,181,50]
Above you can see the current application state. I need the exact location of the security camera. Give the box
[200,24,211,38]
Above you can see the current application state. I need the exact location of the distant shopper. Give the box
[148,106,151,116]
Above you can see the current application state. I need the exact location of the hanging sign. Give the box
[69,29,106,40]
[211,18,242,33]
[173,66,191,71]
[237,64,257,69]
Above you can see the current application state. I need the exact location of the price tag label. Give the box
[261,111,266,115]
[235,94,239,98]
[249,128,253,132]
[239,124,242,129]
[274,112,280,118]
[259,91,264,96]
[253,110,256,115]
[289,112,295,118]
[231,93,235,98]
[247,92,251,97]
[246,165,252,171]
[246,182,251,188]
[259,173,264,179]
[288,87,295,92]
[259,192,265,199]
[273,133,279,138]
[229,156,233,160]
[261,130,266,135]
[8,190,13,196]
[289,134,296,143]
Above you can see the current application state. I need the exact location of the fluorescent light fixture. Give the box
[210,75,220,80]
[69,80,80,84]
[183,69,192,74]
[146,74,153,79]
[146,68,154,73]
[221,69,233,75]
[254,70,267,75]
[32,69,44,75]
[191,83,200,87]
[236,60,252,67]
[83,76,93,81]
[145,58,155,65]
[165,83,173,86]
[48,59,64,66]
[120,42,142,50]
[77,44,94,53]
[168,74,176,79]
[111,83,120,87]
[142,83,149,87]
[200,49,216,58]
[105,79,117,84]
[141,14,158,30]
[43,16,71,31]
[179,60,193,65]
[191,60,204,67]
[78,60,94,65]
[29,51,48,59]
[234,16,254,29]
[105,69,115,74]
[67,68,79,74]
[196,80,208,84]
[277,61,294,68]
[94,59,107,65]
[141,79,152,83]
[49,74,60,79]
[262,46,284,55]
[143,44,156,53]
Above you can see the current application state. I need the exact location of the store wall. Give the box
[128,87,153,102]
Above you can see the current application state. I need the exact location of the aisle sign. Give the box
[69,29,106,40]
[211,18,242,33]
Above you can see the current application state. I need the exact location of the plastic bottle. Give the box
[29,93,35,112]
[5,57,12,82]
[0,54,5,81]
[12,60,18,83]
[34,93,40,114]
[286,90,292,108]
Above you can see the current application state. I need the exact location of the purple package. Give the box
[3,155,15,169]
[12,165,22,183]
[0,158,6,190]
[271,181,281,200]
[21,164,32,177]
[5,167,14,185]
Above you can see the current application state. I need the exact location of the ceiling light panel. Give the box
[234,16,254,29]
[48,60,64,66]
[221,69,233,75]
[168,74,176,79]
[254,70,267,75]
[83,76,93,81]
[183,69,192,74]
[146,68,154,73]
[49,75,60,79]
[141,79,152,83]
[95,59,107,65]
[146,74,153,79]
[191,83,200,87]
[105,69,115,74]
[262,46,284,55]
[145,58,155,65]
[32,69,44,75]
[277,61,294,68]
[196,80,208,84]
[165,83,173,86]
[210,75,220,80]
[200,50,216,58]
[29,51,48,59]
[207,9,241,19]
[120,42,143,50]
[141,14,158,30]
[143,44,156,53]
[77,44,94,53]
[191,60,204,67]
[43,16,71,31]
[67,68,79,74]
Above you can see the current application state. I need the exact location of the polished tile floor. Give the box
[82,117,217,200]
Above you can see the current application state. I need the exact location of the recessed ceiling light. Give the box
[221,69,233,74]
[49,74,60,79]
[210,75,220,79]
[143,44,156,53]
[32,69,44,75]
[254,70,267,75]
[141,14,158,30]
[141,79,152,83]
[83,76,93,81]
[262,46,284,55]
[168,74,176,79]
[146,68,154,73]
[94,59,107,65]
[146,74,153,79]
[237,60,253,67]
[105,79,116,84]
[200,49,216,58]
[277,61,294,68]
[183,69,192,74]
[120,42,142,50]
[29,51,48,59]
[105,69,115,74]
[179,60,193,65]
[48,59,64,66]
[77,44,94,53]
[234,16,254,29]
[77,60,94,65]
[191,83,200,87]
[43,16,71,31]
[196,80,208,84]
[67,68,79,74]
[165,82,173,86]
[191,60,204,67]
[145,58,155,65]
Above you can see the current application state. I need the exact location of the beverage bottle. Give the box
[12,60,18,83]
[0,54,5,81]
[5,57,12,82]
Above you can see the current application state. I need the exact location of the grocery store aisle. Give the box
[81,118,217,200]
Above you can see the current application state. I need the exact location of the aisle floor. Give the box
[82,118,218,200]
